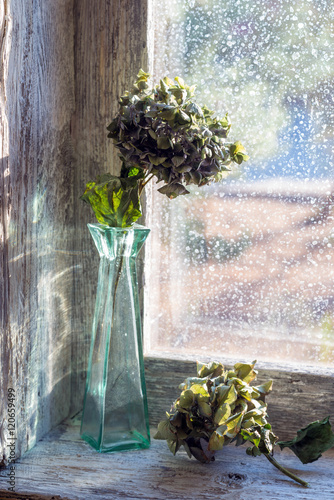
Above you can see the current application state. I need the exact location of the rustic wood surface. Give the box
[0,415,333,500]
[145,356,334,440]
[0,492,72,500]
[70,0,151,418]
[1,2,333,488]
[0,0,75,464]
[1,0,150,464]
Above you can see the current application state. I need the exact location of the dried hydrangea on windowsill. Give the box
[154,360,334,488]
[80,69,249,227]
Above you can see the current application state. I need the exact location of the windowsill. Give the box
[144,351,334,377]
[144,356,334,443]
[0,414,333,500]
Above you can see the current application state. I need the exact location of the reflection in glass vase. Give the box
[80,223,150,452]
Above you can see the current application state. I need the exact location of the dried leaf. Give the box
[214,403,231,425]
[278,416,334,464]
[208,425,228,451]
[80,173,141,227]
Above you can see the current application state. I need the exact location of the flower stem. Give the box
[139,174,154,196]
[264,453,309,488]
[112,256,123,325]
[111,238,126,331]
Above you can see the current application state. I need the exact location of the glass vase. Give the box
[80,223,150,453]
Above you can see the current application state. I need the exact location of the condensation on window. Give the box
[146,0,334,367]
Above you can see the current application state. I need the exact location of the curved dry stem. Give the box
[139,173,154,196]
[264,453,309,488]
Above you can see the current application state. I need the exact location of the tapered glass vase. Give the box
[80,223,150,453]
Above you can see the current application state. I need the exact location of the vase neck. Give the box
[87,223,150,259]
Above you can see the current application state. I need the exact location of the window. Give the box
[1,0,333,468]
[145,0,334,368]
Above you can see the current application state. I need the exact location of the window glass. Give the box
[146,0,334,366]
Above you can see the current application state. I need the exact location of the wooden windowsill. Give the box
[0,414,333,500]
[144,356,334,440]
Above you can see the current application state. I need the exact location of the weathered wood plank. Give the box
[145,356,334,440]
[0,416,333,499]
[0,0,75,464]
[70,0,152,416]
[1,0,152,465]
[0,492,72,500]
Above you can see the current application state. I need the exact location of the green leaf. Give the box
[234,360,258,383]
[175,164,193,173]
[240,429,261,448]
[255,380,273,396]
[234,399,249,414]
[189,440,215,463]
[167,439,180,455]
[246,445,262,457]
[171,88,187,105]
[154,420,176,441]
[159,107,177,120]
[178,389,195,410]
[242,417,256,429]
[230,141,250,164]
[249,398,266,409]
[278,416,334,464]
[174,76,185,88]
[80,173,141,227]
[176,427,188,440]
[145,109,159,118]
[198,399,212,417]
[238,384,261,402]
[179,377,207,391]
[148,155,168,166]
[259,427,277,454]
[187,170,202,186]
[215,384,238,406]
[214,403,231,425]
[157,182,189,199]
[225,412,244,438]
[157,136,173,149]
[197,361,224,378]
[120,165,145,179]
[170,411,183,428]
[189,384,211,417]
[186,413,194,430]
[208,424,228,451]
[182,441,193,459]
[190,384,209,398]
[136,68,150,82]
[159,78,170,96]
[148,129,158,140]
[177,109,191,122]
[185,102,203,118]
[162,76,174,87]
[171,155,185,167]
[243,408,267,421]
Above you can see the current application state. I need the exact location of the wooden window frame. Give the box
[142,0,334,439]
[0,0,333,469]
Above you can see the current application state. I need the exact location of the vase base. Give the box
[81,430,150,453]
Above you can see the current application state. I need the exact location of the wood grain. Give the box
[145,356,334,440]
[69,0,151,416]
[0,492,72,500]
[1,0,151,464]
[0,0,75,464]
[0,415,333,499]
[2,0,333,479]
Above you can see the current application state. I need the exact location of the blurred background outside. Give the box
[146,0,334,367]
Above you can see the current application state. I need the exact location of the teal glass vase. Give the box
[80,223,150,453]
